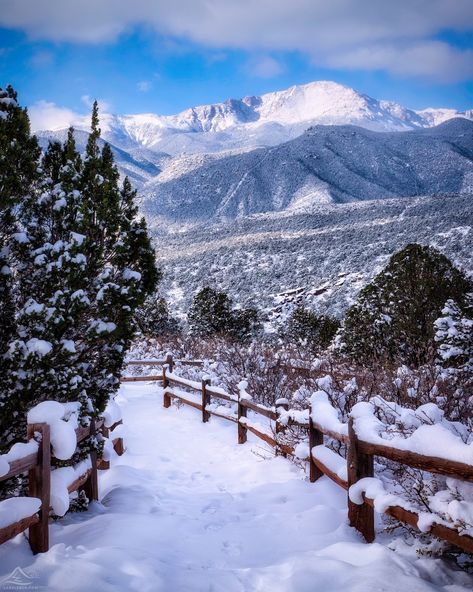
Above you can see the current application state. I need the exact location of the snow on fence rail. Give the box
[0,412,124,554]
[121,355,204,383]
[161,364,473,554]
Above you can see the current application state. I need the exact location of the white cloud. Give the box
[28,100,81,131]
[29,97,113,132]
[2,0,473,81]
[326,41,473,83]
[247,56,284,79]
[137,80,152,92]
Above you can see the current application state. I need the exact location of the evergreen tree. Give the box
[339,244,472,366]
[134,293,180,337]
[434,295,473,376]
[2,96,158,452]
[77,102,159,413]
[230,307,261,341]
[287,307,340,351]
[188,287,233,336]
[6,129,92,448]
[188,286,260,340]
[0,86,42,451]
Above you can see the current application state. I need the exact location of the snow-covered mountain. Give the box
[141,119,473,225]
[38,81,473,156]
[35,81,473,319]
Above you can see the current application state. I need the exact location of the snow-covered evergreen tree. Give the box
[134,293,181,337]
[339,244,472,366]
[0,86,42,452]
[1,94,158,456]
[77,103,159,413]
[5,129,92,448]
[434,295,473,377]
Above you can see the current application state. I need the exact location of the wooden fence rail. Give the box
[161,363,473,555]
[121,356,204,383]
[0,417,124,554]
[121,355,205,383]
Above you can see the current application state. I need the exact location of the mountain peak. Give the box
[37,79,472,156]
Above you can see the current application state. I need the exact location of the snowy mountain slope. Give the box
[38,81,473,156]
[153,194,473,319]
[36,129,170,188]
[141,119,473,224]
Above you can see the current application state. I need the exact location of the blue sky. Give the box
[1,0,472,128]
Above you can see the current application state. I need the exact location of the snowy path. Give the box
[1,384,472,591]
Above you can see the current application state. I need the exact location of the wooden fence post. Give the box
[113,420,124,456]
[275,398,289,457]
[28,422,50,554]
[347,417,374,543]
[83,419,99,503]
[163,365,171,408]
[275,398,289,434]
[202,378,211,423]
[308,406,323,483]
[98,424,110,470]
[165,353,174,374]
[237,397,247,444]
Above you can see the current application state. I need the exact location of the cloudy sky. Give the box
[1,0,472,129]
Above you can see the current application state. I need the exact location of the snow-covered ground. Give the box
[1,383,472,591]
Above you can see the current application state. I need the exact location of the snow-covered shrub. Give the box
[350,397,473,542]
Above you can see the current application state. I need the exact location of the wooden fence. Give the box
[121,355,203,382]
[159,361,473,554]
[0,418,124,554]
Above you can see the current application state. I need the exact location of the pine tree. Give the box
[188,286,260,340]
[230,307,261,342]
[188,287,233,336]
[135,293,180,337]
[339,244,472,366]
[287,307,340,351]
[77,103,159,414]
[2,96,158,449]
[6,130,89,447]
[434,295,473,376]
[0,86,42,451]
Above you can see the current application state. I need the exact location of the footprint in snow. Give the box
[273,495,288,504]
[202,502,219,514]
[222,540,241,557]
[204,522,223,532]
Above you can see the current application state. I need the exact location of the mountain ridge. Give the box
[37,80,473,156]
[141,118,473,226]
